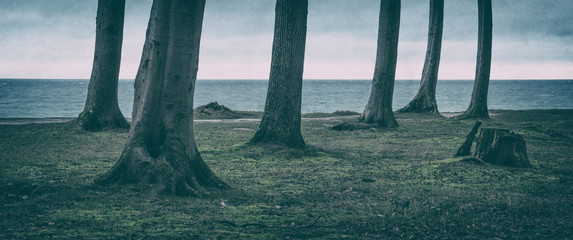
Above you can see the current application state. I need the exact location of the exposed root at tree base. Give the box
[397,101,439,115]
[95,146,229,197]
[331,122,375,131]
[77,109,129,132]
[460,157,487,165]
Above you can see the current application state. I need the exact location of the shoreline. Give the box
[2,109,572,125]
[0,116,357,125]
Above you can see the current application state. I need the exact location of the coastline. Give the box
[0,117,76,125]
[0,110,539,125]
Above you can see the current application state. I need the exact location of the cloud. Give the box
[493,0,573,38]
[0,0,571,79]
[199,34,273,79]
[203,0,274,37]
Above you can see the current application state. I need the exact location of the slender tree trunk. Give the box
[249,0,308,148]
[78,0,129,131]
[359,0,401,127]
[96,0,227,196]
[399,0,443,114]
[461,0,492,119]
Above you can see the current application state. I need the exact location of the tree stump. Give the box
[474,128,530,167]
[454,121,482,156]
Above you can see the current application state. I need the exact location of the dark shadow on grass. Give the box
[240,142,323,160]
[1,180,57,204]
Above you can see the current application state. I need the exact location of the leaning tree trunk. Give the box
[461,0,492,119]
[96,0,227,196]
[398,0,443,114]
[359,0,401,127]
[78,0,129,131]
[249,0,308,148]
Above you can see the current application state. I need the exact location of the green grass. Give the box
[1,110,572,239]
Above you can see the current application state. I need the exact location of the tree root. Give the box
[331,122,375,131]
[95,145,229,197]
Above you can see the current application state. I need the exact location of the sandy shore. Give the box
[0,117,266,125]
[0,117,347,125]
[0,113,469,125]
[0,118,76,125]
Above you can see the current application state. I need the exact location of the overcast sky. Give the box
[0,0,571,80]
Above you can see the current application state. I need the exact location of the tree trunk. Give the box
[474,128,530,167]
[359,0,400,128]
[78,0,129,131]
[461,0,492,119]
[398,0,443,114]
[249,0,308,148]
[96,0,227,196]
[454,121,482,156]
[131,0,159,120]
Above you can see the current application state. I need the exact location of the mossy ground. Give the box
[1,110,572,239]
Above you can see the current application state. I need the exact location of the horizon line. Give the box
[1,78,572,81]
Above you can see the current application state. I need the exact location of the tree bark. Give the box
[96,0,227,196]
[359,0,400,128]
[398,0,443,114]
[474,128,530,167]
[249,0,308,148]
[460,0,492,119]
[78,0,129,131]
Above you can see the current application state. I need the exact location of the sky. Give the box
[0,0,571,80]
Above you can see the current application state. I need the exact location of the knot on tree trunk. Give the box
[473,128,530,168]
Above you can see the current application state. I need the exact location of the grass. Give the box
[1,110,572,239]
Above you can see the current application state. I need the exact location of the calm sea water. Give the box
[0,79,572,118]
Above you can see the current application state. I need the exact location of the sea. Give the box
[0,79,572,118]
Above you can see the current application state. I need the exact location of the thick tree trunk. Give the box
[249,0,308,148]
[460,0,492,119]
[398,0,443,114]
[96,0,227,196]
[78,0,129,131]
[359,0,400,128]
[474,128,530,167]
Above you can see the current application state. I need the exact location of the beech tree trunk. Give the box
[474,128,530,167]
[96,0,227,196]
[78,0,129,131]
[461,0,492,119]
[399,0,443,114]
[249,0,308,148]
[359,0,400,127]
